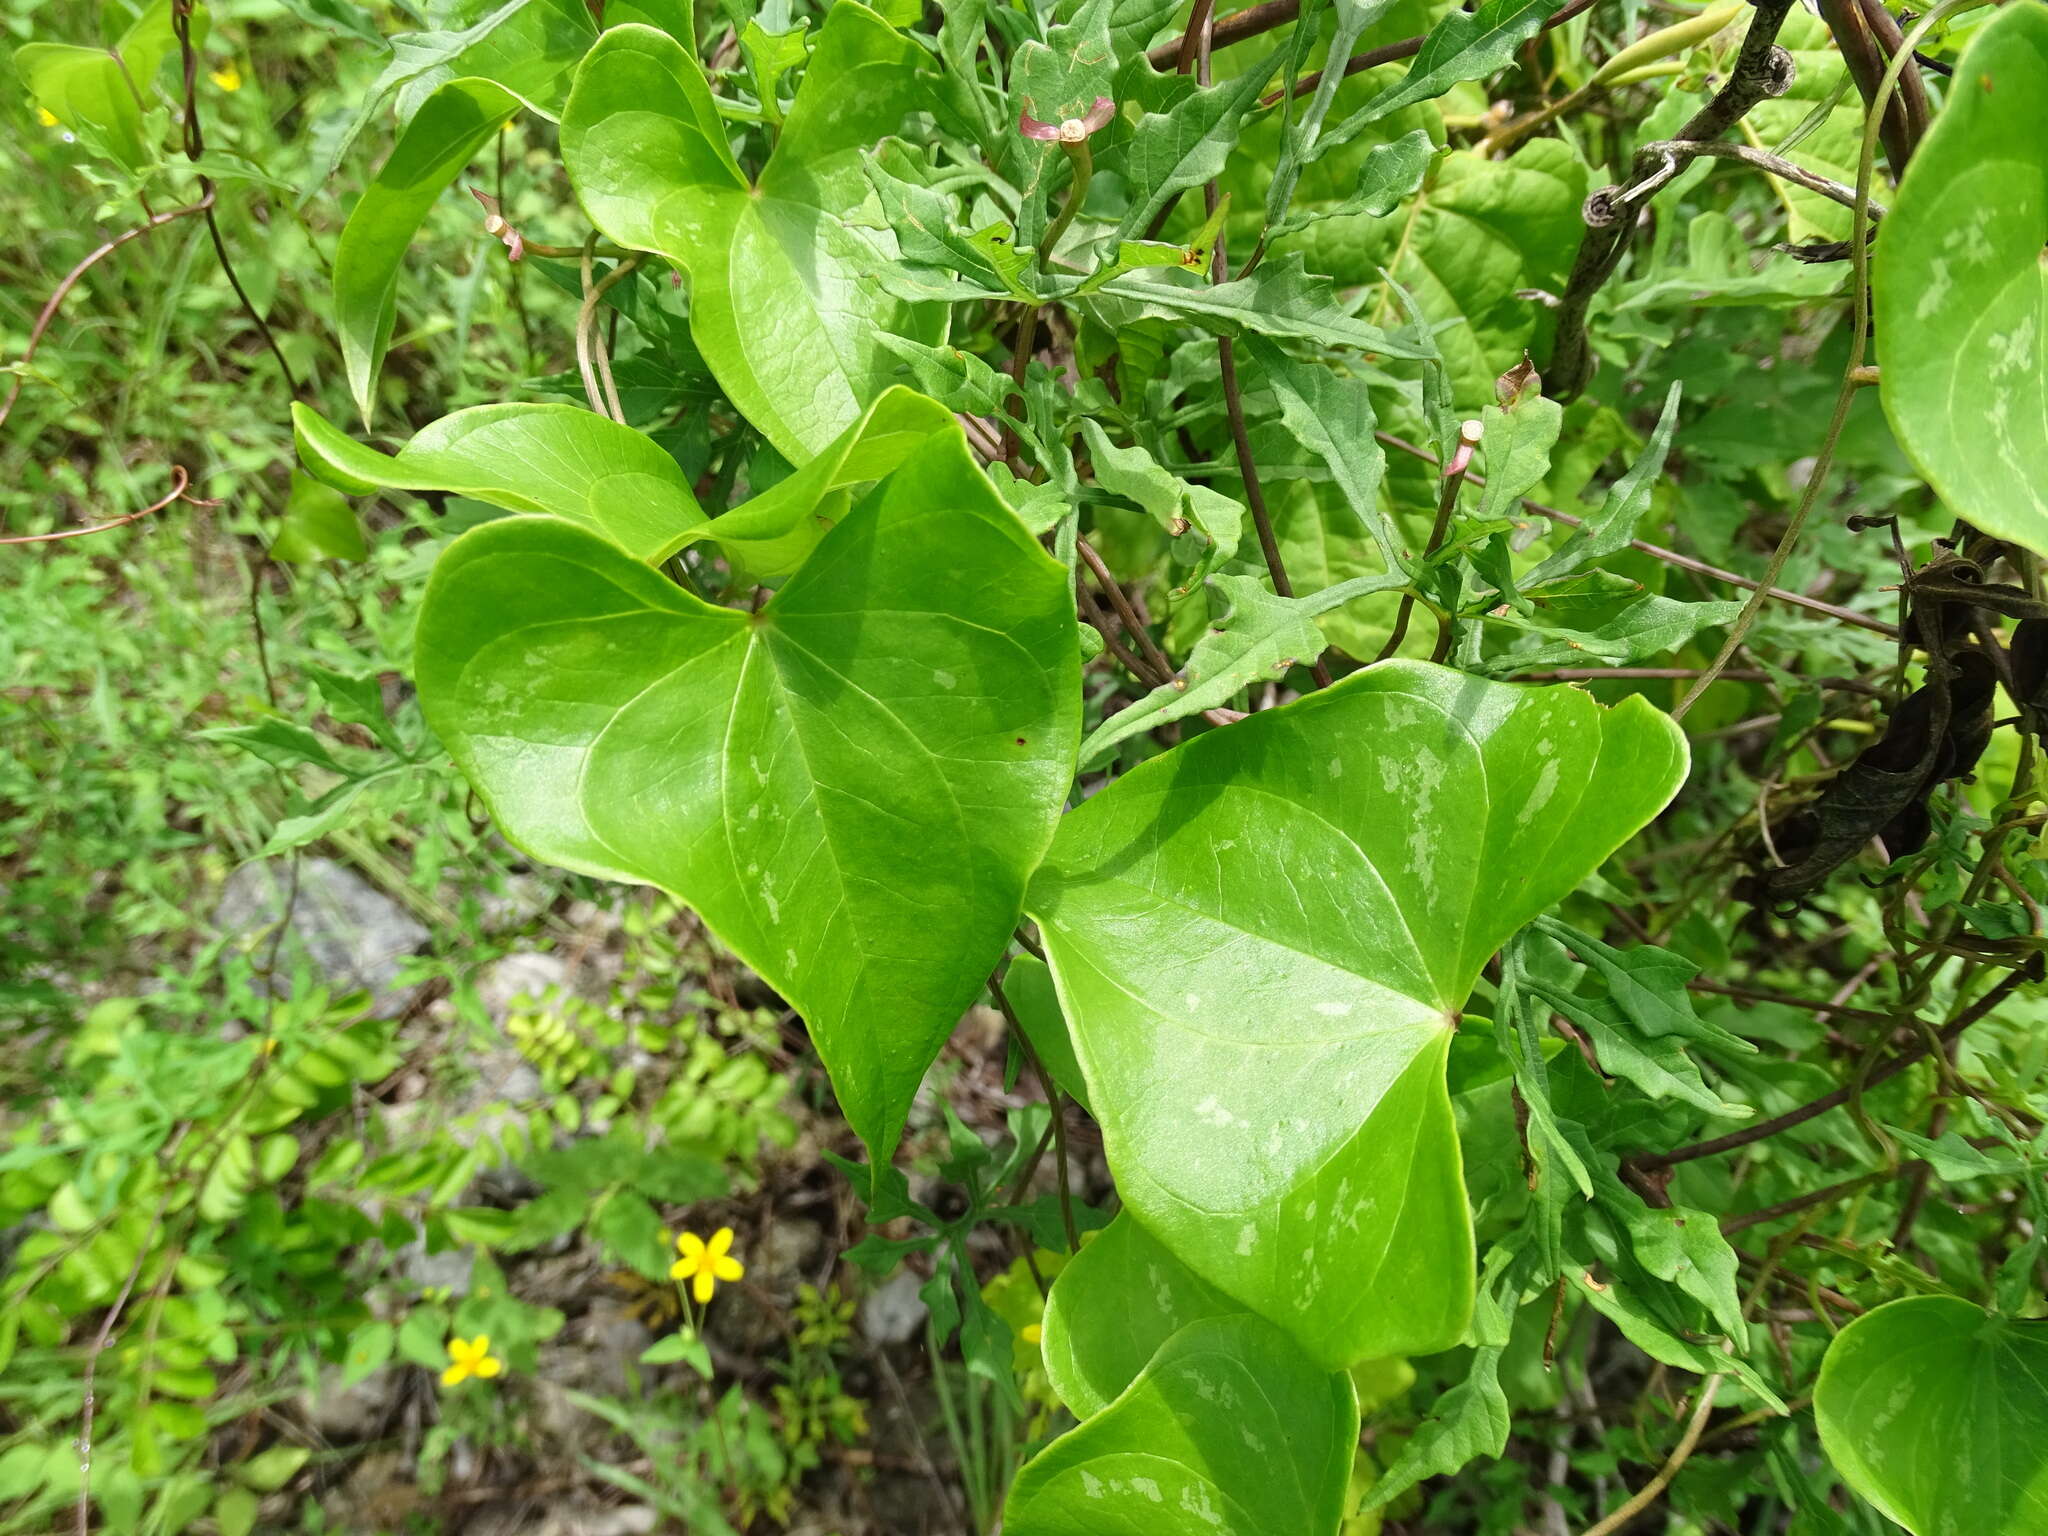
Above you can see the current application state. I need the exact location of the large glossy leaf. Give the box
[1815,1296,2048,1535]
[1041,1213,1241,1419]
[1026,662,1688,1366]
[1005,1315,1358,1536]
[333,77,519,424]
[292,402,704,562]
[1874,3,2048,555]
[560,9,941,462]
[415,434,1081,1161]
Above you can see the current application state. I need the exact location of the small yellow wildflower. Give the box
[440,1334,501,1386]
[209,62,242,92]
[670,1226,744,1303]
[1020,1323,1043,1345]
[38,107,59,128]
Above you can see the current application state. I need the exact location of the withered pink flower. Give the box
[1019,95,1115,144]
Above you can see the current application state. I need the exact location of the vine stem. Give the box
[1635,964,2032,1172]
[173,0,298,395]
[575,242,643,422]
[1078,537,1175,681]
[987,972,1079,1251]
[0,194,216,433]
[1177,0,1330,689]
[1372,428,1899,638]
[1377,418,1480,663]
[1039,138,1093,273]
[1671,0,1983,719]
[0,466,218,545]
[1575,1374,1724,1536]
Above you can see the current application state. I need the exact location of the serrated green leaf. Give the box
[1244,335,1402,568]
[1029,661,1688,1366]
[1077,569,1406,767]
[1098,254,1432,358]
[1323,0,1571,152]
[1521,382,1681,586]
[415,434,1079,1162]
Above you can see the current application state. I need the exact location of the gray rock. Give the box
[301,1363,396,1441]
[474,951,570,1020]
[215,857,429,1012]
[859,1269,930,1346]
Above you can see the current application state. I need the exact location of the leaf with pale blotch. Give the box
[1874,2,2048,557]
[1029,661,1688,1366]
[292,402,704,563]
[415,433,1080,1165]
[1041,1213,1240,1419]
[1005,1315,1357,1536]
[1817,1297,2048,1535]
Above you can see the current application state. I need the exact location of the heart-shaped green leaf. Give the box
[333,76,520,424]
[560,8,941,462]
[1041,1212,1240,1419]
[1816,1296,2048,1534]
[1027,662,1687,1366]
[293,402,705,562]
[1874,2,2048,554]
[416,433,1081,1161]
[1005,1315,1358,1536]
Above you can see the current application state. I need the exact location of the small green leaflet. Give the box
[1320,0,1571,156]
[1873,3,2048,556]
[1077,570,1407,767]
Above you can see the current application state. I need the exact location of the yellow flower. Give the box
[440,1334,501,1386]
[670,1226,744,1303]
[37,107,59,127]
[1020,1323,1043,1345]
[209,62,242,92]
